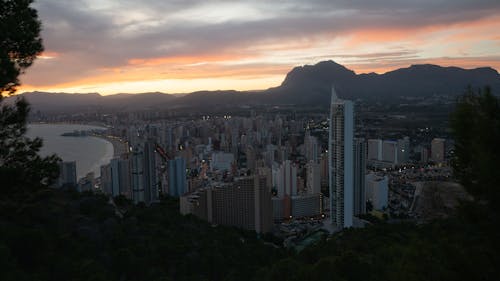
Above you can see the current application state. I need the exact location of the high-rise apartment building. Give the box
[168,157,187,197]
[143,140,158,204]
[57,161,77,188]
[100,164,112,194]
[367,139,383,161]
[329,86,354,229]
[431,138,446,162]
[276,160,298,198]
[131,140,158,204]
[353,138,367,215]
[306,160,321,195]
[368,137,409,166]
[397,137,410,164]
[421,147,429,163]
[304,131,319,162]
[180,176,272,233]
[382,140,398,164]
[131,144,145,203]
[117,158,132,198]
[100,158,131,198]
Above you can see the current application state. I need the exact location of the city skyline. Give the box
[2,1,500,279]
[17,0,500,95]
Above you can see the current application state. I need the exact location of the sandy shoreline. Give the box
[94,134,129,157]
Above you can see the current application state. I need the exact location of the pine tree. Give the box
[450,86,500,207]
[0,0,59,194]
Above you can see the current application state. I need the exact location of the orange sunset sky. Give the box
[18,0,500,95]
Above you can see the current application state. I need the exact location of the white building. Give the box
[329,86,354,229]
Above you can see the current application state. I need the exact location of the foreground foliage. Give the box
[1,190,499,281]
[257,202,500,281]
[450,86,500,207]
[1,0,59,194]
[0,98,60,195]
[1,0,43,95]
[0,191,285,281]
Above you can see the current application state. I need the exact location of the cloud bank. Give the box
[19,0,500,94]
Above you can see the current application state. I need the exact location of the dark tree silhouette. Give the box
[1,0,43,95]
[450,86,500,207]
[0,0,59,194]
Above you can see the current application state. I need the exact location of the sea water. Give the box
[27,123,114,180]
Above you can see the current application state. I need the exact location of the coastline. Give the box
[27,123,115,179]
[93,134,129,157]
[87,136,114,179]
[30,121,128,158]
[30,121,108,128]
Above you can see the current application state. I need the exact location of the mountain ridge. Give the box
[11,61,500,111]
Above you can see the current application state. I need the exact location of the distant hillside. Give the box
[169,90,267,108]
[7,91,179,112]
[267,61,500,104]
[11,61,500,111]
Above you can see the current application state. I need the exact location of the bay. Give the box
[27,123,114,180]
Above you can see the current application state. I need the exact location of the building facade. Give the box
[131,140,158,204]
[431,138,446,163]
[180,176,272,233]
[353,138,367,215]
[168,157,187,197]
[367,139,383,161]
[57,161,77,188]
[329,86,354,229]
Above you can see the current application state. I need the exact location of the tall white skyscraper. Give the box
[329,86,354,229]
